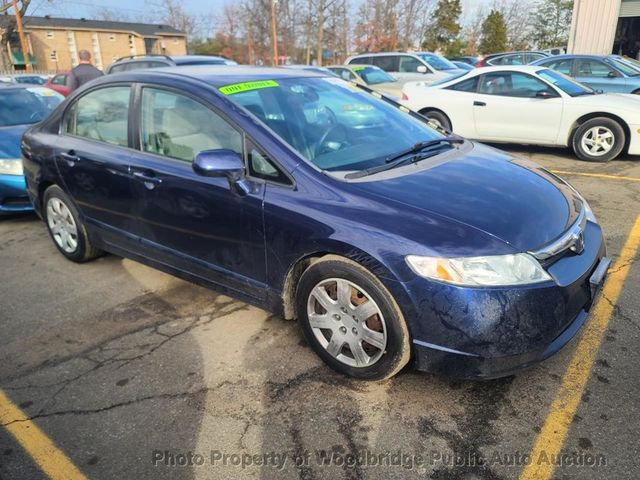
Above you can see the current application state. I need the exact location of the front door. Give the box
[54,85,137,244]
[128,86,267,300]
[473,71,563,143]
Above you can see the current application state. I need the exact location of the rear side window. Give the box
[63,86,130,147]
[371,56,399,72]
[446,76,479,92]
[348,56,372,65]
[140,87,242,162]
[52,75,66,85]
[540,58,573,75]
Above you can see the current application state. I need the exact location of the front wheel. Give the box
[419,109,452,132]
[572,117,625,162]
[295,256,411,380]
[43,185,102,262]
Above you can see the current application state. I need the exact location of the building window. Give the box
[50,50,58,62]
[46,31,54,39]
[109,33,116,41]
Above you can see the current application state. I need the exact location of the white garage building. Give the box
[569,0,640,58]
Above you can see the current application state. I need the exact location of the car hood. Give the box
[0,124,29,159]
[568,92,640,115]
[350,143,582,252]
[370,82,403,98]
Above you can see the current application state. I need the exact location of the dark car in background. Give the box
[106,54,237,74]
[476,51,549,67]
[21,67,609,380]
[531,54,640,94]
[0,84,64,214]
[448,56,480,66]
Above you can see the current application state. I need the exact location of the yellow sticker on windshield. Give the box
[352,66,365,72]
[219,80,279,95]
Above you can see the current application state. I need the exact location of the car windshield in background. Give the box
[608,58,640,76]
[221,77,442,173]
[537,69,595,97]
[0,88,64,127]
[354,66,396,85]
[15,76,46,85]
[431,71,470,86]
[418,54,458,71]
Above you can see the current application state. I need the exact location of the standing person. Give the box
[67,50,103,93]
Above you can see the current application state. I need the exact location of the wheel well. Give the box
[38,181,55,209]
[280,250,396,320]
[569,112,631,152]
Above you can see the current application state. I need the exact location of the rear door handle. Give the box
[60,151,80,166]
[473,101,487,107]
[132,170,162,189]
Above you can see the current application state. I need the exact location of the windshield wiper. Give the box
[345,136,464,180]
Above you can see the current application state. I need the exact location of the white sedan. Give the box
[401,65,640,162]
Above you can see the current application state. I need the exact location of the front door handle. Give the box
[132,171,162,190]
[60,151,80,166]
[473,101,487,107]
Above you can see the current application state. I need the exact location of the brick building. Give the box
[1,16,187,72]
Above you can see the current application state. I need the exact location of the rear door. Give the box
[127,85,268,299]
[54,84,137,245]
[473,71,563,143]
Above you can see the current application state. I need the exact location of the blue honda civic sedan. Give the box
[0,84,63,214]
[21,67,610,380]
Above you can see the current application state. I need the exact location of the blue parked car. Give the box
[22,67,610,380]
[0,84,63,214]
[532,54,640,94]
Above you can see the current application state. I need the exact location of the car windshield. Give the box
[431,71,470,86]
[15,76,45,85]
[616,56,640,71]
[608,58,640,76]
[222,77,443,172]
[353,66,396,85]
[537,69,595,97]
[418,54,458,71]
[0,87,64,127]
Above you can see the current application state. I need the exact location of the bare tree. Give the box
[0,0,31,71]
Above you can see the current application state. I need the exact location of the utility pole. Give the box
[270,0,278,66]
[12,0,31,72]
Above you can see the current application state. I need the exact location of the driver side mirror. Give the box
[417,65,428,74]
[193,149,244,179]
[535,90,558,99]
[607,70,619,78]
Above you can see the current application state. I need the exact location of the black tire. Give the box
[43,185,102,262]
[572,117,625,163]
[295,255,411,380]
[420,109,452,132]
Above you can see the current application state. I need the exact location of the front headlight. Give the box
[406,253,552,287]
[0,159,23,176]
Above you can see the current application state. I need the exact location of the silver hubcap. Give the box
[46,198,78,253]
[581,126,614,157]
[307,278,387,368]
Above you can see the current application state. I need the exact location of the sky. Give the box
[33,0,488,27]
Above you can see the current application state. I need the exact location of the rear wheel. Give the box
[43,185,102,262]
[296,256,411,380]
[419,109,452,132]
[572,117,625,162]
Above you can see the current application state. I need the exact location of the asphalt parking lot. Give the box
[0,146,638,480]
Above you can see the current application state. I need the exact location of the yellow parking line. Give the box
[519,215,640,480]
[550,169,640,183]
[0,389,86,480]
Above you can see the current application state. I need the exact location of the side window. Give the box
[140,88,242,162]
[247,141,291,185]
[63,86,130,146]
[576,60,615,78]
[108,64,126,74]
[526,53,547,63]
[446,76,479,92]
[399,55,423,73]
[349,56,372,65]
[52,75,66,85]
[372,55,399,72]
[543,59,574,75]
[335,68,354,81]
[479,72,552,98]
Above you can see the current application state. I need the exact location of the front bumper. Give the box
[0,174,33,213]
[405,221,608,379]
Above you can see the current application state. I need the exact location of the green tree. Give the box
[533,0,573,49]
[478,9,508,54]
[422,0,463,56]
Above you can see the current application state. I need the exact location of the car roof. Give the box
[172,55,233,64]
[0,83,43,90]
[471,65,546,74]
[485,51,548,58]
[349,52,425,57]
[94,65,327,88]
[534,54,619,60]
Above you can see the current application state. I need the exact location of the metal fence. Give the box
[0,70,58,76]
